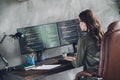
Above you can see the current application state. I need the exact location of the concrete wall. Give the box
[0,0,119,78]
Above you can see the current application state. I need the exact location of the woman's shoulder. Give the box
[82,35,95,43]
[79,33,95,43]
[82,34,93,40]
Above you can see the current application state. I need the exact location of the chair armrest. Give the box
[74,71,97,80]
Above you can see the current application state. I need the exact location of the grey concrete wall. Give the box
[0,0,120,79]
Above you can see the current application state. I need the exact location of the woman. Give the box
[64,9,104,72]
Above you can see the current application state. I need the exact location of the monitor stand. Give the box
[72,43,77,53]
[36,51,42,62]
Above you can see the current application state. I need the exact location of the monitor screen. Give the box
[57,19,81,45]
[18,23,60,54]
[18,19,81,55]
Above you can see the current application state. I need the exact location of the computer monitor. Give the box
[17,23,60,54]
[57,19,81,46]
[18,19,81,55]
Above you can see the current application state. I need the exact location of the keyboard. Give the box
[58,58,70,64]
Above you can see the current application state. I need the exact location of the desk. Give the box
[3,56,74,80]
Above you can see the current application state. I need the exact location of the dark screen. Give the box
[18,19,81,54]
[18,23,60,54]
[57,19,80,45]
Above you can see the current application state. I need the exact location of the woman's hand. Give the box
[64,56,76,61]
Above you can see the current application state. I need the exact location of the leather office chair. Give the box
[75,21,120,80]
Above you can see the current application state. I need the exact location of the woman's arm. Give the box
[72,39,86,67]
[64,38,86,67]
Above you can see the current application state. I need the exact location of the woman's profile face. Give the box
[79,21,87,31]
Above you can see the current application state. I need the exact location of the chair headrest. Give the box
[107,21,120,32]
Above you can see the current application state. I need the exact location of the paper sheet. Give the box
[31,64,61,70]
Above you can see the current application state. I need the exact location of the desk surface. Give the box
[7,56,74,80]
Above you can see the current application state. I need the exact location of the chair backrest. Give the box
[98,21,120,80]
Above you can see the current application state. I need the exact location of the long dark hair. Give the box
[79,9,104,47]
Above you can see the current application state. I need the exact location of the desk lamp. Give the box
[0,32,24,69]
